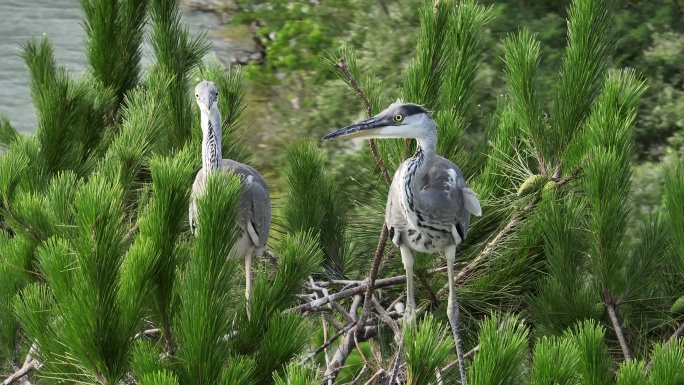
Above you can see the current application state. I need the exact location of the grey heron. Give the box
[189,80,272,319]
[323,101,481,383]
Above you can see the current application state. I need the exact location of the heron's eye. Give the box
[195,93,199,98]
[215,91,219,97]
[394,114,403,122]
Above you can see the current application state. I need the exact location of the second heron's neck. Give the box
[201,110,222,171]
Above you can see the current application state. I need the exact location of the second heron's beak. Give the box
[323,116,388,141]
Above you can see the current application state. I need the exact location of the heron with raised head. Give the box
[190,80,271,319]
[323,101,481,383]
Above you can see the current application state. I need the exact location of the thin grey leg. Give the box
[400,244,416,324]
[445,245,466,385]
[244,246,254,320]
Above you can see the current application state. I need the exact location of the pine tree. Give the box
[0,0,684,383]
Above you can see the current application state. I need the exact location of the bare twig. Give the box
[442,345,479,374]
[331,301,356,325]
[293,265,464,313]
[162,312,176,356]
[645,322,684,370]
[350,294,363,319]
[323,326,378,382]
[315,265,461,288]
[326,313,346,331]
[372,297,400,334]
[357,224,390,334]
[605,295,631,361]
[363,369,385,385]
[3,360,36,385]
[463,345,479,360]
[22,344,37,369]
[350,295,369,365]
[302,321,357,364]
[134,328,161,339]
[557,165,583,187]
[666,322,684,345]
[335,58,392,186]
[348,364,369,385]
[322,316,330,366]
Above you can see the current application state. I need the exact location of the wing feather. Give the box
[189,160,272,250]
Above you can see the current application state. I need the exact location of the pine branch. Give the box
[335,58,391,186]
[134,328,161,339]
[323,326,378,383]
[363,369,385,385]
[162,313,176,355]
[2,202,43,243]
[355,365,371,384]
[3,360,36,385]
[605,295,631,361]
[302,321,357,364]
[292,265,460,313]
[356,224,389,335]
[557,165,583,186]
[666,322,684,345]
[644,322,684,370]
[372,298,400,334]
[435,203,529,299]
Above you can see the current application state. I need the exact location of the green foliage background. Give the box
[0,0,683,383]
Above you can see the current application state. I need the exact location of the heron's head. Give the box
[323,101,433,141]
[194,81,219,115]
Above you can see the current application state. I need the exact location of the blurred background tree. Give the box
[229,0,684,226]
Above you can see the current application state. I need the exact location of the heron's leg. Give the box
[244,246,254,320]
[399,244,416,324]
[445,244,466,384]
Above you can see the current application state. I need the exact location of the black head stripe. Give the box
[401,104,429,117]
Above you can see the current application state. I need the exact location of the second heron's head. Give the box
[323,101,434,141]
[195,81,219,115]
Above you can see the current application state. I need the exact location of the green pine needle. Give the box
[139,370,180,385]
[174,171,242,384]
[469,314,528,385]
[0,116,18,150]
[219,356,255,385]
[664,158,684,270]
[273,360,321,385]
[80,0,148,104]
[566,320,613,385]
[530,335,580,385]
[647,340,684,384]
[403,314,455,385]
[282,139,349,276]
[616,360,648,385]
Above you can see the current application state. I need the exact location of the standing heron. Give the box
[323,101,481,383]
[190,80,271,319]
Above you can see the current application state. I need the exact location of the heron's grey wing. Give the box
[220,160,272,248]
[416,157,481,240]
[189,169,206,234]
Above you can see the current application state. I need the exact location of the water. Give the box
[0,0,232,134]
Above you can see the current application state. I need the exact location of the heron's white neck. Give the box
[405,126,437,182]
[201,108,222,171]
